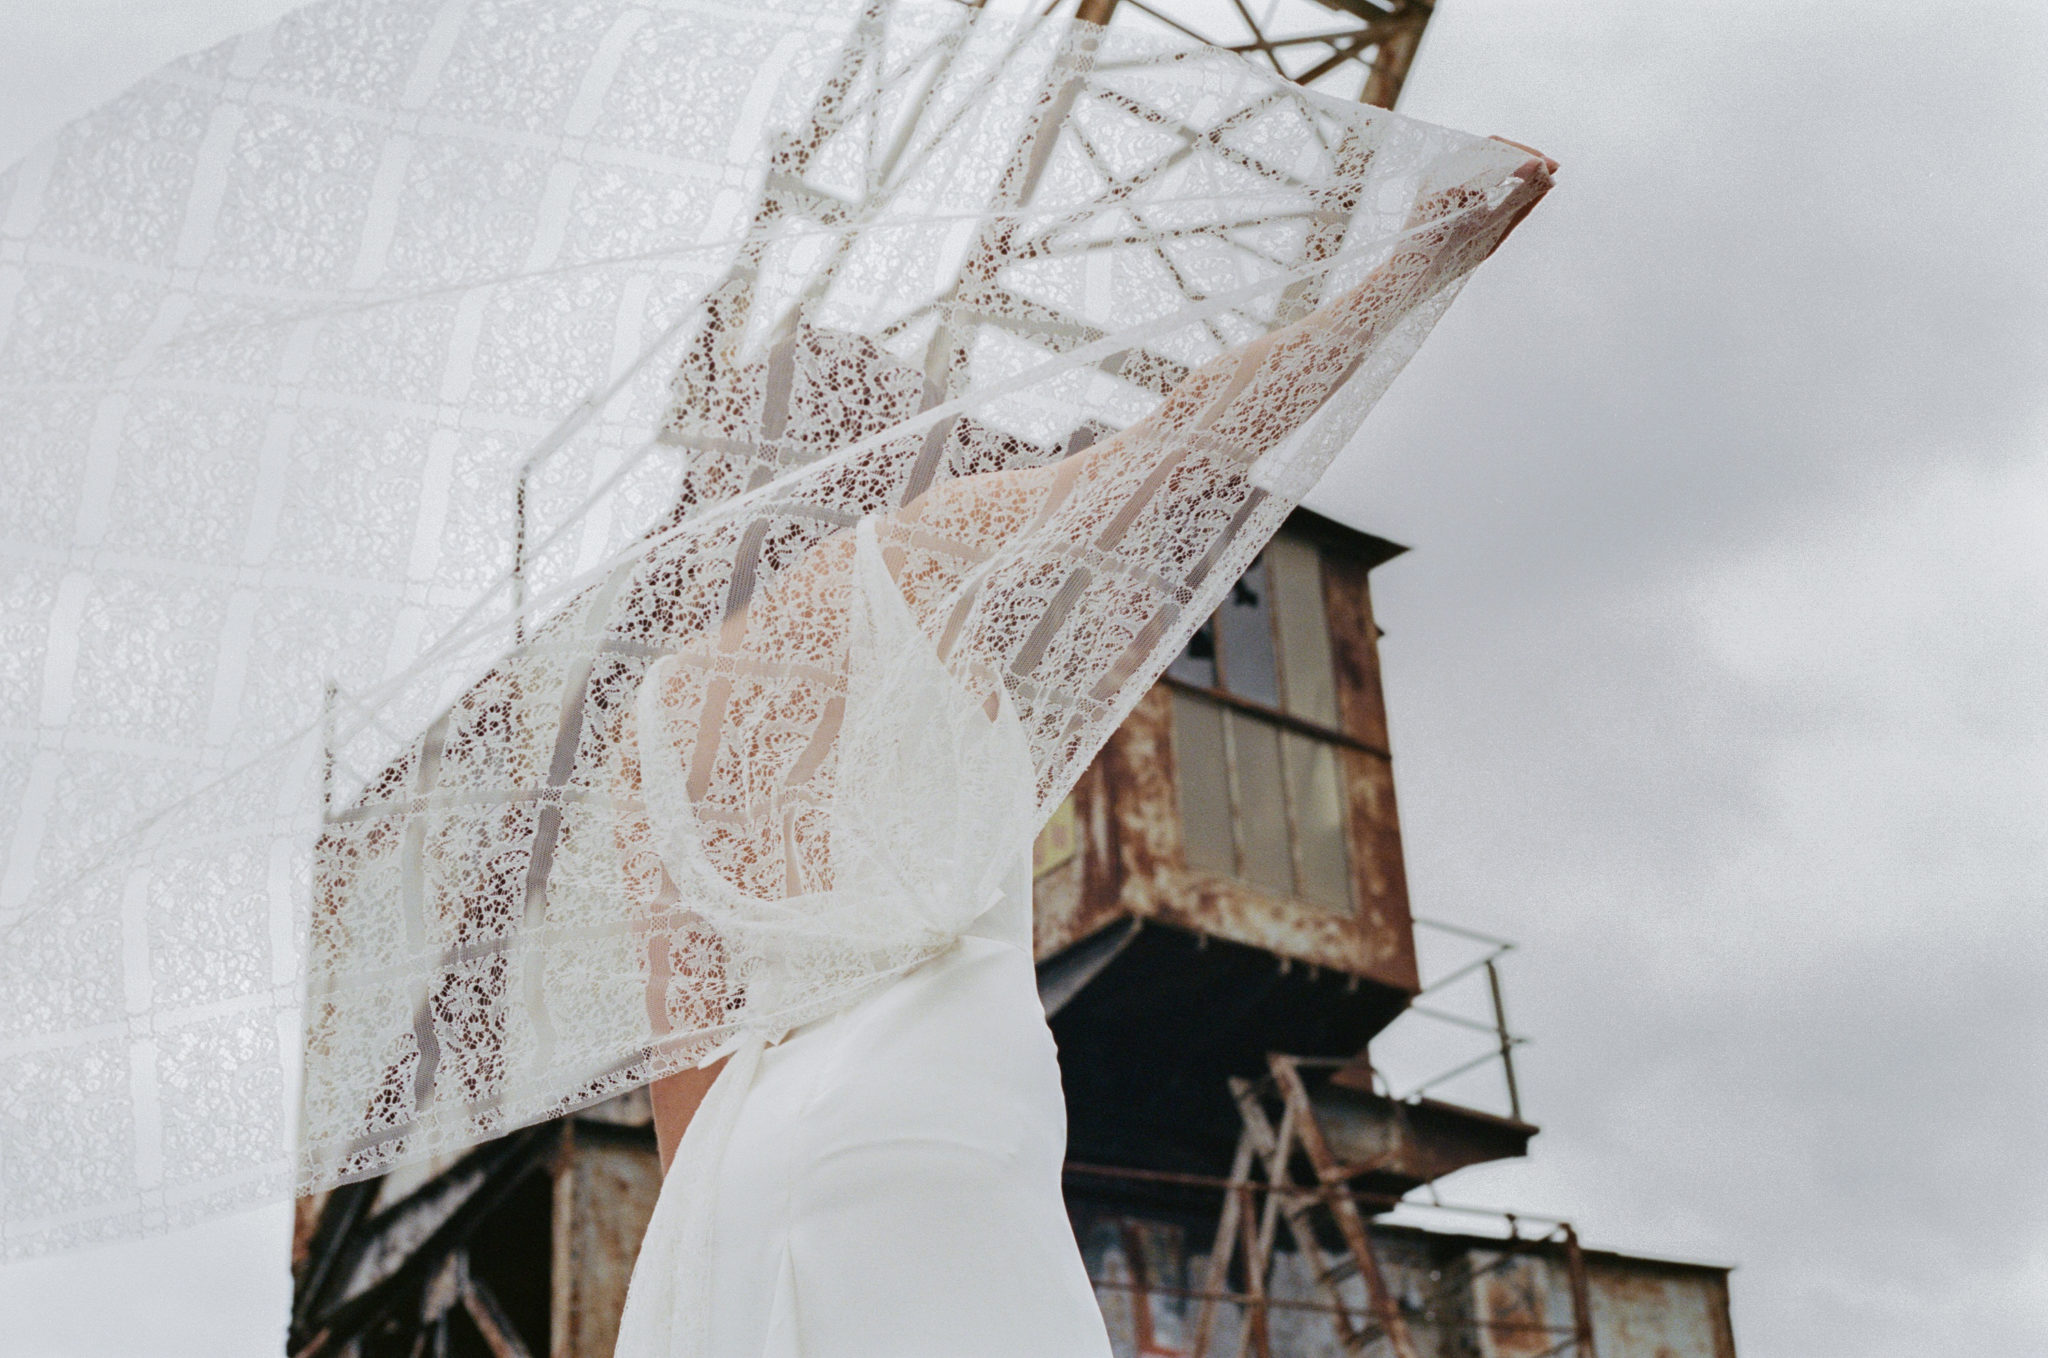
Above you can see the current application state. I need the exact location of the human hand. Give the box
[1484,137,1557,256]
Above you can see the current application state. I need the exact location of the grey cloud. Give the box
[1,4,2042,1357]
[1303,5,2046,1357]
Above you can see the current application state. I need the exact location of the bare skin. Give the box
[644,139,1554,1175]
[653,1057,728,1173]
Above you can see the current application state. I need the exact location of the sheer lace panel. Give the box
[0,0,1547,1256]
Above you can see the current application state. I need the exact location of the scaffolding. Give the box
[1068,1054,1600,1358]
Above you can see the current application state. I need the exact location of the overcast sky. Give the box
[2,2,2043,1356]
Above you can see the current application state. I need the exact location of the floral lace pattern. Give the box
[0,0,1545,1257]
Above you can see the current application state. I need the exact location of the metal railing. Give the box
[1349,915,1529,1123]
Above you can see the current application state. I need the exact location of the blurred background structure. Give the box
[1062,0,1432,107]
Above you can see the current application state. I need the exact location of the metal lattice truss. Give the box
[658,1,1403,443]
[1048,0,1432,109]
[499,0,1408,635]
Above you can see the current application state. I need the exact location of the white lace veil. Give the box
[0,0,1547,1257]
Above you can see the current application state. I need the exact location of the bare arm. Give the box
[614,683,742,1175]
[651,1059,728,1173]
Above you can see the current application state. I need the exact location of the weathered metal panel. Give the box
[1031,510,1423,991]
[1586,1256,1738,1358]
[1087,680,1419,986]
[1463,1240,1737,1358]
[1103,681,1179,889]
[1127,862,1403,980]
[1311,1087,1535,1198]
[1322,545,1419,993]
[549,1128,660,1358]
[1070,1204,1740,1358]
[1472,1250,1568,1358]
[1031,850,1086,954]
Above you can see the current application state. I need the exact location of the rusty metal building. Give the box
[287,5,1740,1355]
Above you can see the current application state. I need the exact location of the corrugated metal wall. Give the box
[1074,1211,1737,1358]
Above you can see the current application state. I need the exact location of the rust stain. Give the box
[1106,684,1179,887]
[1030,515,1426,994]
[1478,1257,1555,1358]
[1586,1258,1737,1358]
[1034,755,1126,959]
[1322,549,1418,993]
[551,1135,661,1358]
[1105,674,1420,985]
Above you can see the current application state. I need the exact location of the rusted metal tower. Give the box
[288,5,1741,1355]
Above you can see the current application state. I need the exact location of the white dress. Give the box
[614,523,1115,1357]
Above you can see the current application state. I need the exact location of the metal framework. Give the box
[292,1127,559,1358]
[1058,0,1433,110]
[321,0,1413,1151]
[1068,1052,1599,1358]
[470,0,1432,705]
[1358,916,1528,1119]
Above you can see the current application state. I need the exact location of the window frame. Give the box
[1162,673,1384,758]
[1163,532,1385,915]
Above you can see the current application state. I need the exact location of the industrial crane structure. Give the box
[287,5,1741,1355]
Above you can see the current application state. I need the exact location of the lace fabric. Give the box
[0,0,1547,1258]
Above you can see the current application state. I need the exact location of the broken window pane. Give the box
[1166,617,1219,688]
[1213,555,1280,707]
